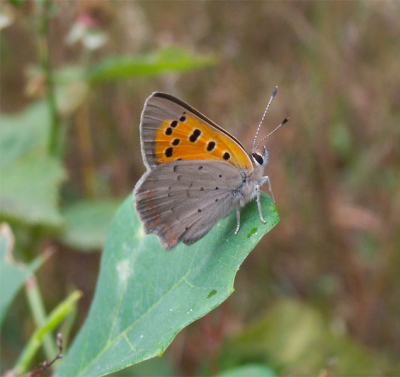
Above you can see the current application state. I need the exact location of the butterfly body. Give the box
[134,92,277,250]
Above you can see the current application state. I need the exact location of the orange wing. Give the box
[140,93,253,171]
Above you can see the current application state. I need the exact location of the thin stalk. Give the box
[14,290,82,376]
[76,103,97,197]
[57,293,78,350]
[24,276,58,361]
[38,0,58,155]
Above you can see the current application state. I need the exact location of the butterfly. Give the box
[133,87,288,250]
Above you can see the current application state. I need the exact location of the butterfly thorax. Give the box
[236,152,268,207]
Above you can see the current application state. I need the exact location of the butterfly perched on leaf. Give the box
[134,89,288,250]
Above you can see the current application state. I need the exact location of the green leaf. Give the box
[217,364,276,377]
[56,192,279,377]
[8,0,24,6]
[61,200,120,251]
[219,300,400,376]
[0,155,66,227]
[0,101,67,227]
[88,47,216,84]
[109,357,173,377]
[0,102,50,167]
[0,224,43,327]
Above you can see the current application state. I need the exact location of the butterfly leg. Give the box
[263,175,275,203]
[256,185,266,224]
[235,205,241,235]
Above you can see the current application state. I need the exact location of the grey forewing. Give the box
[134,160,243,250]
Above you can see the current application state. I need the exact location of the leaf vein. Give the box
[123,333,137,352]
[77,269,191,376]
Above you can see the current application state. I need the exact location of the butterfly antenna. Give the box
[252,86,278,153]
[254,117,289,152]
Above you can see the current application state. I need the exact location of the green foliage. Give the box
[55,193,279,377]
[0,101,66,227]
[88,47,216,84]
[0,224,43,327]
[1,155,66,227]
[329,123,352,160]
[109,358,173,377]
[7,0,24,6]
[13,291,82,376]
[0,102,51,165]
[0,38,219,374]
[61,200,120,251]
[219,300,400,376]
[217,364,276,377]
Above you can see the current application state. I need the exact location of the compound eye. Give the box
[252,152,264,165]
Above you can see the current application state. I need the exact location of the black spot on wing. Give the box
[223,152,230,160]
[207,141,216,151]
[165,147,173,158]
[189,129,201,143]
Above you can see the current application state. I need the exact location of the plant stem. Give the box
[76,103,97,198]
[14,290,82,376]
[24,275,58,362]
[57,294,78,350]
[39,0,58,155]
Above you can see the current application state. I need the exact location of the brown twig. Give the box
[23,333,63,377]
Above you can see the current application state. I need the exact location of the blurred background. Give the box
[1,1,399,376]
